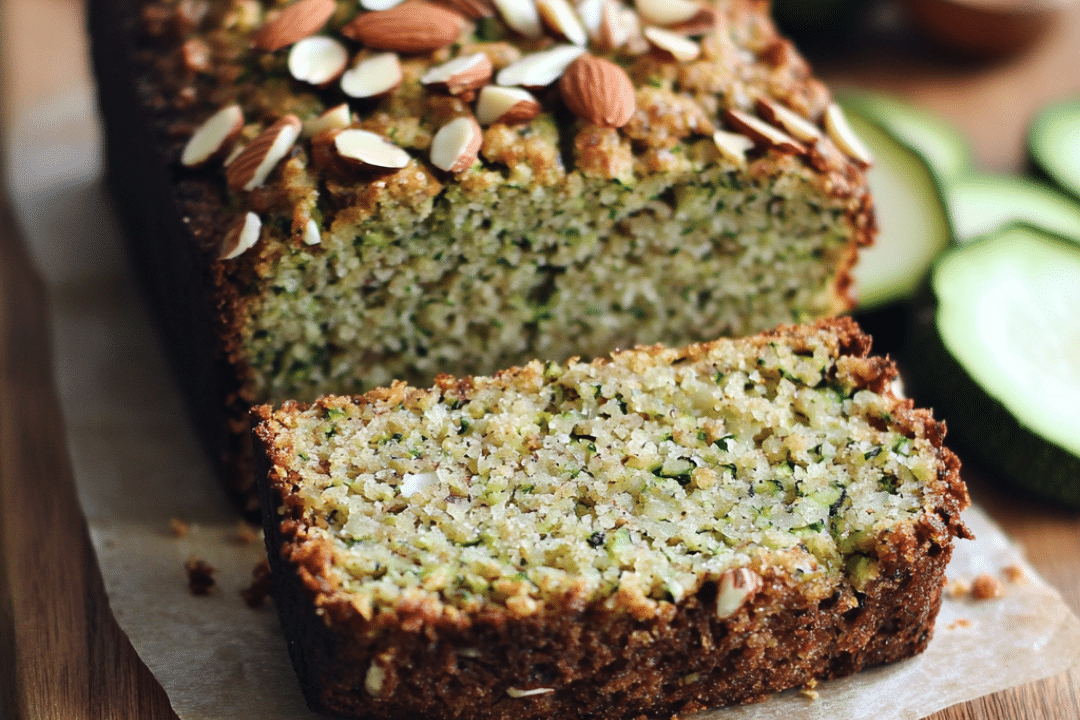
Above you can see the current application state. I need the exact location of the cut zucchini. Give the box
[842,108,953,310]
[1029,96,1080,200]
[907,223,1080,507]
[947,172,1080,245]
[838,92,972,182]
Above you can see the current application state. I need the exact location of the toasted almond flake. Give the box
[226,115,302,191]
[756,97,822,143]
[220,212,261,260]
[251,0,336,51]
[341,52,404,98]
[667,5,715,35]
[334,128,411,169]
[724,108,805,154]
[558,53,635,128]
[288,36,349,86]
[635,0,700,26]
[576,0,603,32]
[824,103,873,167]
[341,1,466,53]
[439,0,496,17]
[303,103,353,137]
[715,567,762,618]
[595,2,643,52]
[181,104,244,167]
[421,53,493,94]
[496,44,586,87]
[712,129,754,167]
[361,0,405,8]
[303,218,322,245]
[642,25,699,61]
[475,85,542,125]
[430,115,483,172]
[223,142,245,167]
[364,663,385,697]
[506,687,555,698]
[537,0,588,45]
[493,0,544,38]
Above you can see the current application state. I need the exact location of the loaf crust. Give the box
[253,318,970,719]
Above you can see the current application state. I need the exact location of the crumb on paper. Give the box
[234,520,260,545]
[170,517,192,537]
[946,577,970,599]
[241,559,274,608]
[947,618,974,630]
[185,557,216,595]
[1002,564,1025,584]
[971,573,1004,600]
[799,677,820,700]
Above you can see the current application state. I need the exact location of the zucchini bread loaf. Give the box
[91,0,876,512]
[253,318,969,719]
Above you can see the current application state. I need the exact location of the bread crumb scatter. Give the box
[169,517,192,537]
[185,557,216,595]
[1002,564,1025,584]
[241,559,274,608]
[234,520,260,545]
[946,578,971,599]
[971,572,1004,600]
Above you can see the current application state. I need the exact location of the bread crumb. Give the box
[947,618,973,630]
[1002,564,1025,584]
[169,518,192,537]
[241,559,274,608]
[971,572,1004,600]
[185,557,216,595]
[234,520,260,545]
[799,677,820,700]
[946,578,970,599]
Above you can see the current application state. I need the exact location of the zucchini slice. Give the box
[1029,96,1080,200]
[907,223,1080,507]
[947,172,1080,245]
[842,108,953,310]
[838,92,972,182]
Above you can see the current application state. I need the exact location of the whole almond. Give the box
[251,0,336,52]
[558,54,635,128]
[341,1,466,53]
[226,114,303,191]
[438,0,496,17]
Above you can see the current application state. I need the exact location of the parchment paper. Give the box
[7,90,1080,720]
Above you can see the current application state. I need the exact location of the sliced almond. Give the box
[597,2,645,53]
[715,568,762,619]
[493,0,544,38]
[288,36,349,86]
[723,108,805,155]
[421,53,494,95]
[438,0,496,17]
[537,0,588,45]
[576,0,604,33]
[181,104,244,168]
[756,97,822,144]
[341,1,466,53]
[642,25,699,61]
[635,0,700,26]
[251,0,336,52]
[303,103,353,137]
[824,103,874,167]
[226,114,302,191]
[712,129,754,167]
[341,53,404,98]
[303,217,322,245]
[334,128,411,169]
[475,85,541,125]
[558,54,635,128]
[361,0,405,8]
[496,44,586,88]
[430,115,483,172]
[220,212,262,260]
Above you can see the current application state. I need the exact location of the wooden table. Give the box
[1,0,1079,718]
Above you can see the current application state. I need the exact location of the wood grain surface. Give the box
[2,0,1080,718]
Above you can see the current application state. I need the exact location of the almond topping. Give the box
[251,0,336,52]
[438,0,496,17]
[342,1,466,53]
[493,0,544,38]
[635,0,700,26]
[537,0,588,45]
[225,114,302,191]
[596,2,644,53]
[642,25,699,61]
[576,0,604,33]
[824,103,874,167]
[496,44,586,87]
[303,103,353,137]
[421,53,494,94]
[723,108,805,154]
[220,212,262,260]
[712,129,754,167]
[181,104,244,168]
[756,97,822,144]
[715,568,762,619]
[288,36,349,86]
[558,54,635,128]
[430,115,483,172]
[475,85,542,125]
[334,128,411,169]
[361,0,406,8]
[303,218,322,245]
[340,53,404,98]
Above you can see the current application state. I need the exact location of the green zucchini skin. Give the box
[1028,96,1080,202]
[947,172,1080,246]
[906,223,1080,508]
